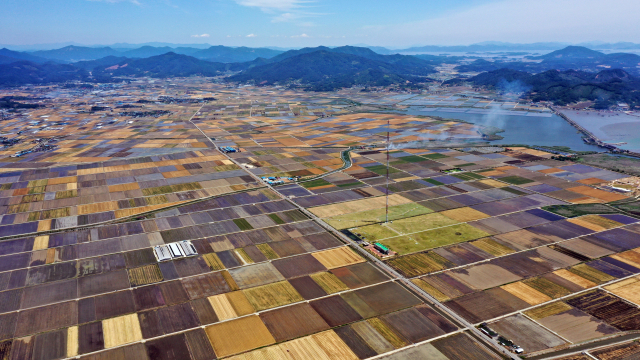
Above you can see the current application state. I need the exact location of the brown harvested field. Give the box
[311,272,349,294]
[431,332,502,360]
[243,281,304,311]
[350,282,423,317]
[205,315,275,358]
[493,229,558,250]
[524,277,572,299]
[312,331,360,360]
[208,293,239,321]
[272,254,327,278]
[445,288,530,323]
[614,250,640,268]
[228,262,285,289]
[181,272,232,299]
[567,215,623,232]
[102,314,143,349]
[386,252,449,278]
[449,263,522,290]
[228,330,357,360]
[553,269,597,289]
[376,343,449,359]
[367,317,408,349]
[423,273,474,300]
[289,276,330,300]
[553,355,591,360]
[470,237,515,256]
[537,308,619,343]
[559,239,614,259]
[501,282,552,305]
[226,290,255,316]
[334,324,378,358]
[591,341,640,360]
[311,246,365,269]
[310,296,363,327]
[15,301,78,338]
[330,262,390,289]
[350,321,395,355]
[604,276,640,305]
[128,264,163,286]
[567,186,628,202]
[260,303,330,342]
[568,264,616,284]
[440,207,490,222]
[489,314,566,353]
[412,279,450,302]
[525,302,573,321]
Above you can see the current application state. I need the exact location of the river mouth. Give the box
[403,107,602,152]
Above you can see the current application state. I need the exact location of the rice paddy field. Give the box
[0,80,638,359]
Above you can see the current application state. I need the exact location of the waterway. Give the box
[559,110,640,153]
[405,107,602,152]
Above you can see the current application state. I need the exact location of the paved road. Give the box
[528,333,640,359]
[189,112,516,360]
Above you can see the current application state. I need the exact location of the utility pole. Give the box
[385,117,390,224]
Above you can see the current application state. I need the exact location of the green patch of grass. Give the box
[458,163,476,167]
[422,153,448,160]
[383,224,490,255]
[543,203,620,218]
[233,218,254,231]
[268,213,285,225]
[0,184,12,191]
[351,224,398,241]
[325,203,432,230]
[283,210,308,222]
[388,213,460,234]
[367,165,401,175]
[500,187,529,196]
[301,179,332,188]
[398,155,429,163]
[452,172,485,181]
[498,176,535,185]
[390,160,409,166]
[424,178,444,186]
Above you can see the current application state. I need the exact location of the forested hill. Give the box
[447,68,640,108]
[228,50,434,91]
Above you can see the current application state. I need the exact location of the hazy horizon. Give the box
[3,0,640,48]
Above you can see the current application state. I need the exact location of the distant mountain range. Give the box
[446,67,640,108]
[3,44,640,103]
[0,48,49,64]
[456,46,640,76]
[4,41,640,63]
[10,45,285,63]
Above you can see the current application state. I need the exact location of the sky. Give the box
[2,0,640,48]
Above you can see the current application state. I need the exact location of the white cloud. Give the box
[87,0,141,5]
[234,0,322,24]
[366,0,640,45]
[246,33,257,37]
[191,34,210,38]
[234,0,308,11]
[291,33,310,38]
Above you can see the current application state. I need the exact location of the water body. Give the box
[560,110,640,152]
[405,107,601,152]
